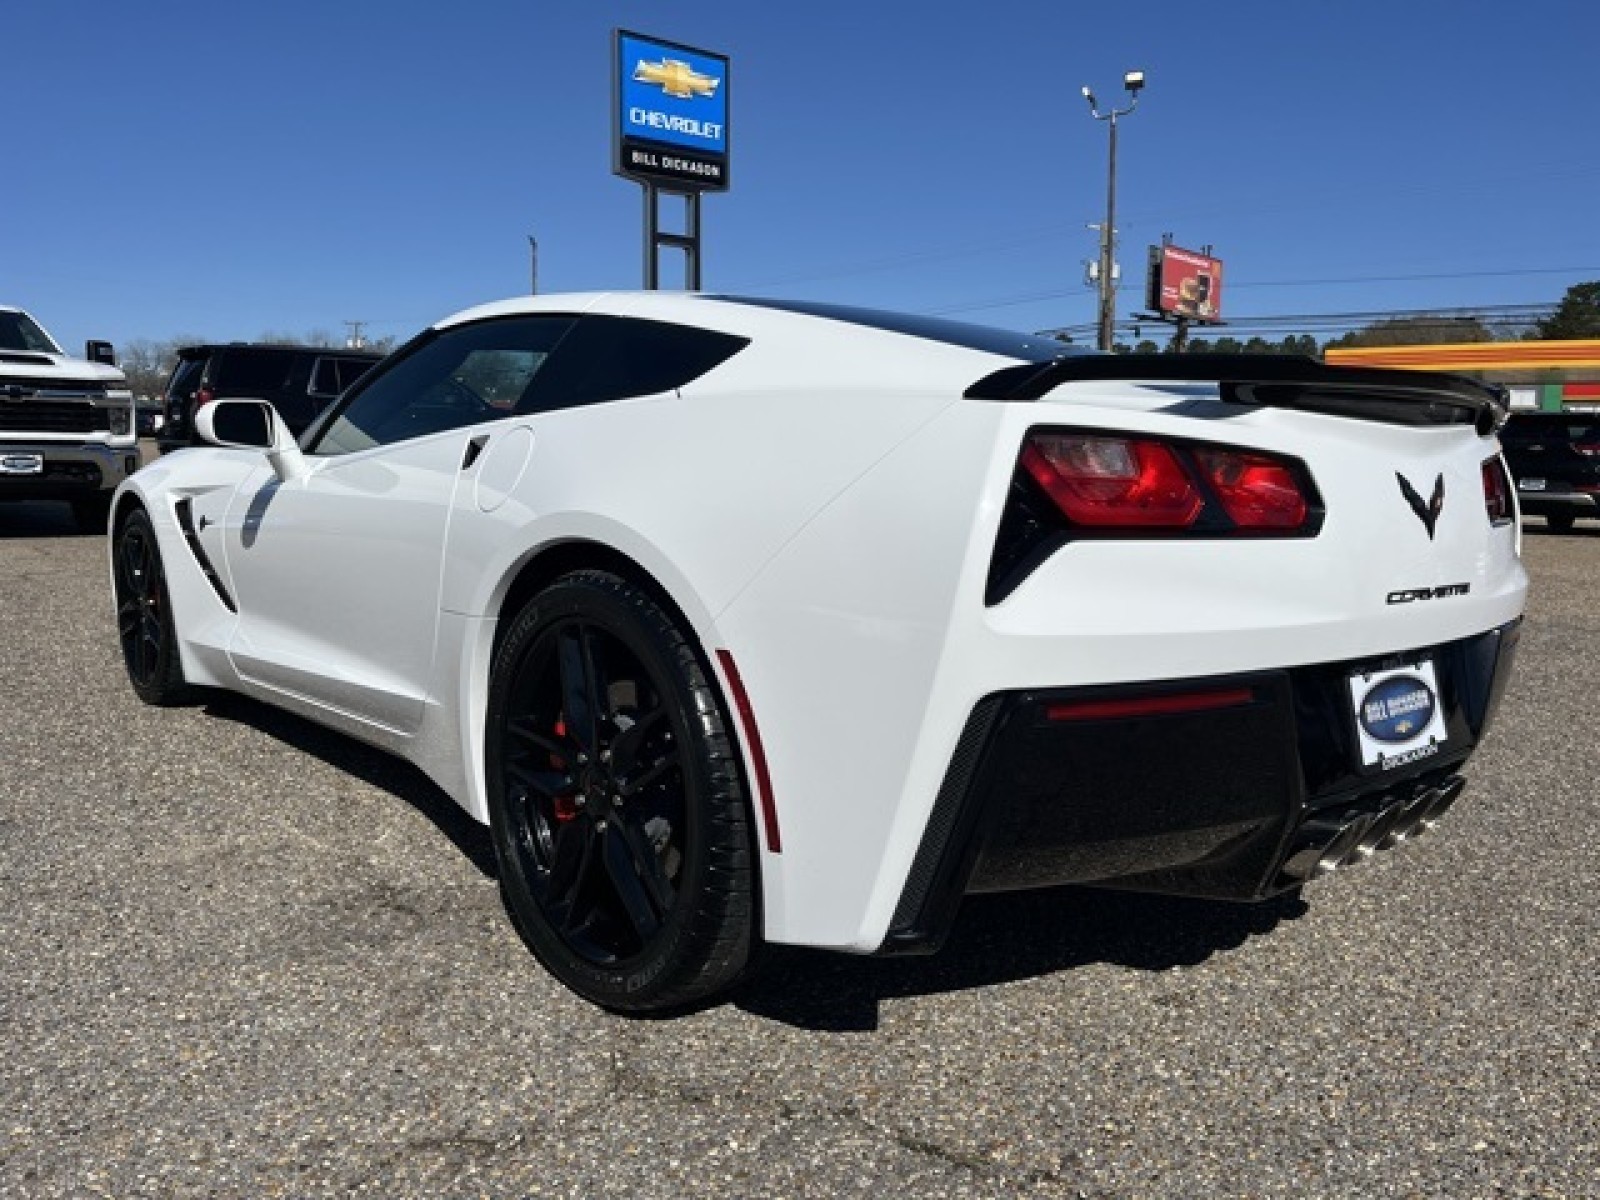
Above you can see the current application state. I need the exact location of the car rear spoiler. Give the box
[964,354,1509,436]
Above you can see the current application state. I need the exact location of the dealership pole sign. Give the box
[613,30,730,192]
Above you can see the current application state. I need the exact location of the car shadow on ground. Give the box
[197,690,1308,1028]
[0,502,99,538]
[201,691,499,879]
[732,887,1308,1031]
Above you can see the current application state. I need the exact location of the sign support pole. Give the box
[643,185,702,291]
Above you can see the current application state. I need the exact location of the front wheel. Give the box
[113,508,196,706]
[486,570,757,1012]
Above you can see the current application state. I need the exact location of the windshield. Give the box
[0,310,62,355]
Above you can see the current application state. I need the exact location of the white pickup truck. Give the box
[1,305,138,530]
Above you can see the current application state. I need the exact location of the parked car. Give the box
[1497,411,1600,532]
[157,343,382,452]
[110,294,1526,1012]
[0,304,137,530]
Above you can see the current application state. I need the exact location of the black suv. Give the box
[1499,412,1600,532]
[158,343,383,452]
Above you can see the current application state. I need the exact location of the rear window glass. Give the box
[519,315,748,412]
[707,295,1084,364]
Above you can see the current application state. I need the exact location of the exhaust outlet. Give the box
[1415,777,1466,831]
[1318,812,1376,874]
[1277,775,1468,887]
[1280,816,1351,882]
[1389,785,1441,844]
[1357,804,1409,857]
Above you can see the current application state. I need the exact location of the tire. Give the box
[1546,514,1577,533]
[486,570,757,1012]
[113,508,196,706]
[71,494,112,534]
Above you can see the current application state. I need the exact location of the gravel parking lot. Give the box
[1,497,1595,1199]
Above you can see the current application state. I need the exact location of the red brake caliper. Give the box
[551,717,579,822]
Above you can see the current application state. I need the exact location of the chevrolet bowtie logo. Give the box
[634,57,720,100]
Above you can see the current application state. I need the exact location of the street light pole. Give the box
[1083,71,1145,352]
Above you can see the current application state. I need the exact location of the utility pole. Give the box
[1082,70,1146,352]
[528,235,539,295]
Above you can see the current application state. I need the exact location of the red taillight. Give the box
[1047,687,1256,723]
[195,386,216,410]
[1482,457,1513,524]
[1193,447,1309,529]
[1019,431,1314,534]
[1021,434,1204,528]
[1574,443,1600,457]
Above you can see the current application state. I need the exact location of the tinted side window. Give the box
[518,315,748,414]
[311,317,574,456]
[214,349,297,396]
[308,355,378,399]
[166,357,204,401]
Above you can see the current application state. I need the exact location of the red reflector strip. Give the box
[715,649,781,853]
[1046,687,1256,723]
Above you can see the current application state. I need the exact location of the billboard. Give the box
[613,29,730,191]
[1146,245,1224,323]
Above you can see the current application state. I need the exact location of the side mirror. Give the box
[195,399,308,483]
[86,340,117,366]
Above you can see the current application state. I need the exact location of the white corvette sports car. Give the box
[111,293,1526,1011]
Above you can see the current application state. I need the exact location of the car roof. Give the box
[176,343,383,358]
[431,291,1074,366]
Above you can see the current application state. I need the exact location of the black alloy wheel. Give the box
[113,508,194,706]
[487,570,756,1012]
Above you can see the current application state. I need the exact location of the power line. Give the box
[1039,302,1558,345]
[925,267,1597,319]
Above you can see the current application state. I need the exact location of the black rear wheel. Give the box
[486,570,757,1012]
[113,508,195,706]
[1546,513,1577,533]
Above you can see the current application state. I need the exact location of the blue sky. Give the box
[9,1,1598,351]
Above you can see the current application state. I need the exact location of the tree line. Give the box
[1113,280,1600,356]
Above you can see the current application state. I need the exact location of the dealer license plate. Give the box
[0,454,44,476]
[1347,660,1449,772]
[1518,478,1546,491]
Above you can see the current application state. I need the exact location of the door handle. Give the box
[462,434,490,471]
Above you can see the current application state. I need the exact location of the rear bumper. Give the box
[0,440,140,499]
[883,620,1520,954]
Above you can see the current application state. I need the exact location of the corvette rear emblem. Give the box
[1396,472,1445,539]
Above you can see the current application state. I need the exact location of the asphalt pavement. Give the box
[1,498,1595,1199]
